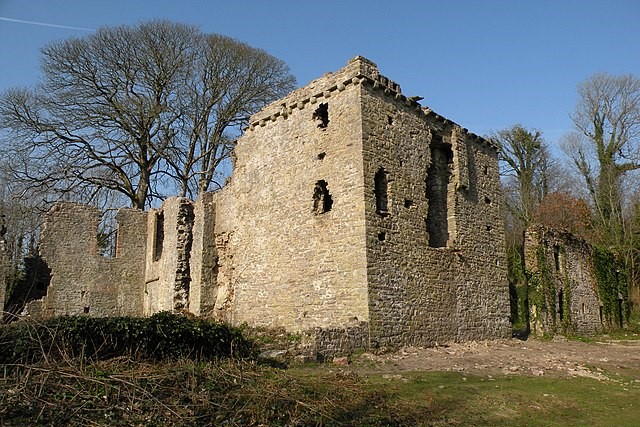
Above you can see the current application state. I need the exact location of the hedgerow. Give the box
[0,311,254,365]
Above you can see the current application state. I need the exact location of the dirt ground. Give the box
[352,335,640,382]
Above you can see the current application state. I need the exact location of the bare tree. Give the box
[563,73,640,246]
[0,21,296,209]
[491,124,554,228]
[166,34,296,197]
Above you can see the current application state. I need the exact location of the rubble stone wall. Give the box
[525,226,602,336]
[143,198,194,315]
[189,192,218,317]
[214,57,371,332]
[34,203,147,318]
[359,71,510,348]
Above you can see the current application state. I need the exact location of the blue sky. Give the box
[1,0,639,153]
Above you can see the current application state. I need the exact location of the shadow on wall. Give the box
[3,254,51,323]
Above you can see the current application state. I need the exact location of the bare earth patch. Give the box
[353,336,640,382]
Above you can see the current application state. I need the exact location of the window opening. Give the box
[375,168,389,215]
[378,232,386,242]
[313,103,329,128]
[387,115,394,125]
[484,196,491,204]
[84,306,90,314]
[426,137,454,247]
[97,210,117,257]
[553,245,560,271]
[404,199,413,208]
[317,152,326,160]
[313,180,333,214]
[153,211,164,261]
[558,288,564,321]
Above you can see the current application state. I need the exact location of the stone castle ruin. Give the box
[3,57,521,353]
[525,225,623,336]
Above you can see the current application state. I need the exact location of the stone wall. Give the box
[143,198,194,315]
[358,63,510,348]
[189,192,218,317]
[21,56,512,355]
[29,203,147,318]
[214,56,510,350]
[525,225,602,336]
[214,57,371,332]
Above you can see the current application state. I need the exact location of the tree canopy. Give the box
[0,20,296,209]
[563,73,640,246]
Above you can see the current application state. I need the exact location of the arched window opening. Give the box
[313,180,333,214]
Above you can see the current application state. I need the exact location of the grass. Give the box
[2,314,640,426]
[2,355,640,426]
[357,370,640,426]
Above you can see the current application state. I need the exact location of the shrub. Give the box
[0,312,254,365]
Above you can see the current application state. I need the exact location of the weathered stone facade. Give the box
[24,57,512,352]
[25,203,147,318]
[525,225,603,336]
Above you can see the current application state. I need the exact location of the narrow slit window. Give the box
[313,180,333,214]
[375,168,389,215]
[313,103,329,128]
[553,245,560,271]
[558,289,564,321]
[153,211,164,261]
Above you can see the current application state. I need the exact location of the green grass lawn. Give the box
[354,370,640,426]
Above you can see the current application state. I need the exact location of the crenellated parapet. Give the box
[246,56,491,149]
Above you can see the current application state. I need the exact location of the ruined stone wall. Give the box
[213,56,510,350]
[143,198,194,315]
[214,57,372,332]
[33,203,147,318]
[189,192,217,317]
[525,226,602,336]
[23,56,513,354]
[360,72,510,348]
